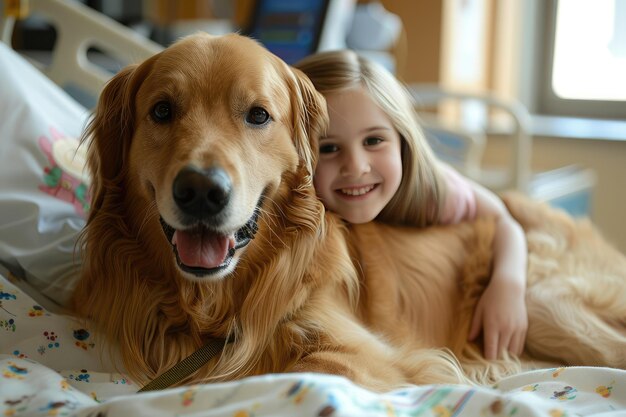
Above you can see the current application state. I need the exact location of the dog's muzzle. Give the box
[160,165,261,278]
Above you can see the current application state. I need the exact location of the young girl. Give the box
[295,50,528,361]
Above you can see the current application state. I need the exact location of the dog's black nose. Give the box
[173,166,232,218]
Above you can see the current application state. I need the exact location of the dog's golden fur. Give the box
[350,194,626,382]
[73,33,626,391]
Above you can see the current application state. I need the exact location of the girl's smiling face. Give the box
[314,87,403,224]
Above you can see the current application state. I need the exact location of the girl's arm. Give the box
[466,180,528,360]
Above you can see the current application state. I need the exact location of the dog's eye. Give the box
[245,107,270,125]
[152,101,172,123]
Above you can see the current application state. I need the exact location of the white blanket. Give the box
[1,272,625,417]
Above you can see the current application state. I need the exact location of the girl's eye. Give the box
[151,101,173,123]
[246,107,271,125]
[364,137,383,146]
[319,143,339,154]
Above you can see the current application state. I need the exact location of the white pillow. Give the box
[0,43,90,307]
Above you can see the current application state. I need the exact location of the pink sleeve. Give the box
[438,165,477,225]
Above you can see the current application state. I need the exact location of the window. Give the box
[538,0,626,119]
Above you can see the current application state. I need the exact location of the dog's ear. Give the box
[288,67,328,176]
[82,54,159,211]
[85,55,159,181]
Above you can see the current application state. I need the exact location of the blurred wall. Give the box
[379,0,443,85]
[484,136,626,253]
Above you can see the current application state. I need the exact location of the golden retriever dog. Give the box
[73,32,626,391]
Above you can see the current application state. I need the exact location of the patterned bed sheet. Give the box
[1,272,625,417]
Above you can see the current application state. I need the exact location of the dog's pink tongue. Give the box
[173,230,230,269]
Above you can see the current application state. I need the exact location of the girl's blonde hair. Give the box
[295,50,446,227]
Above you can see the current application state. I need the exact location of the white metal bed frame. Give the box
[1,0,162,100]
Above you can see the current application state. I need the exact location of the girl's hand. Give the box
[468,276,528,360]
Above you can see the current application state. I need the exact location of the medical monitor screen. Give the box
[246,0,329,64]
